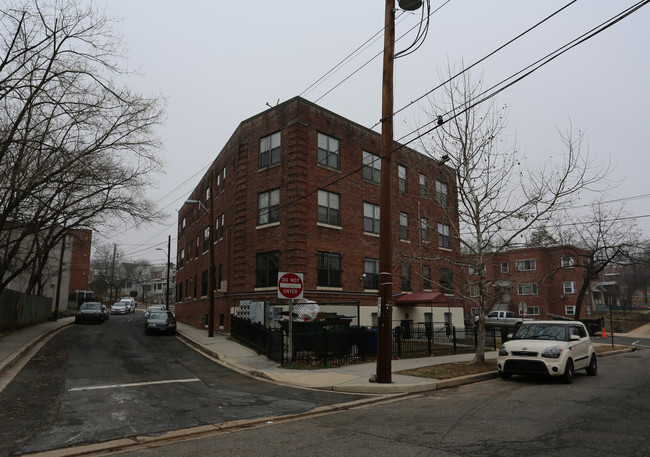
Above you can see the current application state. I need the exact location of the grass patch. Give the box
[398,344,631,380]
[398,360,497,380]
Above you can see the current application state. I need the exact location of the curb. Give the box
[0,320,73,377]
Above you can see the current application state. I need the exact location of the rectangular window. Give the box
[256,251,279,288]
[363,202,380,234]
[220,214,224,239]
[438,223,450,249]
[317,190,340,226]
[400,212,409,241]
[420,218,429,242]
[401,263,411,291]
[419,173,427,197]
[362,151,381,184]
[201,270,208,296]
[258,188,280,225]
[317,133,340,170]
[565,306,576,316]
[501,262,509,273]
[440,268,453,294]
[195,235,199,258]
[561,257,575,268]
[178,282,183,301]
[517,283,539,295]
[519,305,540,316]
[423,265,431,290]
[398,165,407,194]
[563,281,577,294]
[222,167,226,190]
[515,259,536,271]
[203,226,210,252]
[317,252,341,288]
[205,186,210,209]
[260,131,281,168]
[179,249,185,268]
[216,173,220,193]
[469,285,479,297]
[586,305,592,315]
[436,181,448,207]
[364,258,379,290]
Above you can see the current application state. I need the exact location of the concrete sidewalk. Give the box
[176,321,499,394]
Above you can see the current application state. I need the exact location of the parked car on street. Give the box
[110,302,129,315]
[476,310,532,329]
[144,305,166,319]
[497,320,597,383]
[144,310,177,335]
[75,302,106,324]
[118,297,136,313]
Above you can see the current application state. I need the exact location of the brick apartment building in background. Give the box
[464,245,595,320]
[175,97,462,332]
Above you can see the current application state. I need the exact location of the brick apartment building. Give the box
[175,97,462,332]
[464,245,595,320]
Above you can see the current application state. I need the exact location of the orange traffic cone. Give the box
[601,327,607,338]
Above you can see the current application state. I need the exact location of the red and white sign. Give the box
[277,272,304,300]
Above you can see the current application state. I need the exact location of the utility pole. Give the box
[377,0,396,384]
[376,0,424,383]
[165,235,171,310]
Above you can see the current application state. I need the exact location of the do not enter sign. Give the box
[277,272,304,300]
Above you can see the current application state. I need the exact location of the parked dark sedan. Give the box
[144,310,176,335]
[75,302,106,324]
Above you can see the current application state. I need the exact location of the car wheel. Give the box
[499,371,512,380]
[563,359,574,384]
[586,354,598,376]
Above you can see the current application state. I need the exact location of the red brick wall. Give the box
[175,98,461,331]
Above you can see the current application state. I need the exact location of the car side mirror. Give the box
[570,334,580,341]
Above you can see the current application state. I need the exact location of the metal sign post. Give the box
[278,272,304,366]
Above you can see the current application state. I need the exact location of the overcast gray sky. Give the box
[93,0,650,264]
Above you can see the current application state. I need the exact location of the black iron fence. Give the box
[231,317,500,367]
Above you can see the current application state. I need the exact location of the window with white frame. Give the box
[436,181,448,207]
[438,223,450,249]
[258,188,280,225]
[317,190,340,226]
[515,259,536,271]
[363,202,380,234]
[401,263,412,291]
[400,212,409,240]
[420,218,429,242]
[222,167,226,190]
[440,268,453,294]
[364,258,379,290]
[362,151,381,184]
[260,131,281,168]
[469,285,479,297]
[419,173,427,197]
[398,165,407,194]
[561,256,575,268]
[563,281,577,294]
[586,305,592,315]
[565,305,576,316]
[205,186,210,209]
[423,265,431,290]
[203,226,210,252]
[518,303,540,316]
[317,133,339,170]
[501,262,509,273]
[517,282,538,295]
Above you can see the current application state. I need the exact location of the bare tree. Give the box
[418,66,607,362]
[556,201,641,317]
[0,0,165,296]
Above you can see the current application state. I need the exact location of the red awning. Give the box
[394,292,449,305]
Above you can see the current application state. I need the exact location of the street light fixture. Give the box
[185,195,215,338]
[155,234,171,311]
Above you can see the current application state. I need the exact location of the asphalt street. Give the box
[110,349,650,457]
[0,314,366,457]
